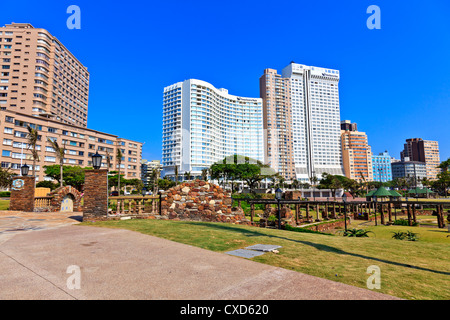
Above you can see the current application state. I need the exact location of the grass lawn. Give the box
[83,218,450,300]
[0,200,9,210]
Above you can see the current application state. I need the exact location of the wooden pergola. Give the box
[234,197,450,228]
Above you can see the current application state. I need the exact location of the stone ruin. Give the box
[160,180,250,225]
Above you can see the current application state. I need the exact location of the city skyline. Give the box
[1,0,449,164]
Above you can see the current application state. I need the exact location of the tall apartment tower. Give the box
[260,62,344,182]
[400,138,440,180]
[162,79,264,179]
[259,69,295,180]
[0,23,89,127]
[340,120,373,182]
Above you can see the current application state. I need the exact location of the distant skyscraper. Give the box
[392,157,427,185]
[340,120,373,182]
[401,138,440,180]
[372,151,392,183]
[162,79,264,179]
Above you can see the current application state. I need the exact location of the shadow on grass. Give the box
[180,221,450,276]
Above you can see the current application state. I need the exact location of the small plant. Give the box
[393,219,418,226]
[392,231,406,240]
[343,228,373,237]
[405,230,419,241]
[268,215,277,222]
[391,231,419,241]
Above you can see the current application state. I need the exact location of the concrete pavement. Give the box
[0,212,400,300]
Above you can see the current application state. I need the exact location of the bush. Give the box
[342,228,374,237]
[392,231,419,241]
[393,219,418,226]
[0,191,11,197]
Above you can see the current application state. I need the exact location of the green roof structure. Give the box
[389,190,402,197]
[372,187,393,197]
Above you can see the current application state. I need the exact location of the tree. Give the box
[201,168,209,181]
[174,165,179,185]
[319,172,343,199]
[26,125,40,178]
[0,167,16,189]
[43,165,90,191]
[116,148,123,194]
[47,138,66,188]
[184,171,191,181]
[36,180,58,190]
[438,158,450,172]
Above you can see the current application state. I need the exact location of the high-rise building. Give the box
[372,151,393,183]
[0,23,143,182]
[0,23,89,127]
[259,68,295,180]
[392,157,427,185]
[400,138,440,180]
[259,62,344,182]
[340,120,373,182]
[162,79,264,179]
[141,159,161,186]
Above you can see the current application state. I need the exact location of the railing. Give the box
[109,195,160,215]
[34,196,53,208]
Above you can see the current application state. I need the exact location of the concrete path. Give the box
[0,212,400,300]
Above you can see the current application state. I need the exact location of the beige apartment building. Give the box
[340,120,373,182]
[0,110,142,181]
[260,68,296,181]
[0,23,89,127]
[401,138,440,180]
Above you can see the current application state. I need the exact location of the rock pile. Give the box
[160,180,249,224]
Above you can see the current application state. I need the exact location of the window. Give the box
[3,127,13,134]
[45,156,56,162]
[2,150,11,157]
[48,127,57,133]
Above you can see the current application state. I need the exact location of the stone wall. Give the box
[160,180,249,224]
[9,176,35,212]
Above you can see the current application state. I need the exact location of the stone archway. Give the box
[49,186,82,212]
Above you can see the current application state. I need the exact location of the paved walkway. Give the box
[0,212,400,300]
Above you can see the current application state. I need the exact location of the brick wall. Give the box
[83,169,108,220]
[9,176,35,212]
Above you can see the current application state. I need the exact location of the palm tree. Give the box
[201,168,209,181]
[151,168,160,194]
[438,158,450,172]
[174,165,179,185]
[47,138,66,188]
[116,148,123,195]
[26,125,39,178]
[184,171,191,181]
[105,150,111,172]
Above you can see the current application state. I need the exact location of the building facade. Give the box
[259,68,295,180]
[0,110,142,181]
[400,138,440,180]
[162,79,264,179]
[372,151,392,183]
[340,120,373,182]
[391,157,427,185]
[260,62,344,182]
[0,23,89,127]
[141,159,161,186]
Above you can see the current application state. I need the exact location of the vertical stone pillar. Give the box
[9,176,36,212]
[83,169,108,220]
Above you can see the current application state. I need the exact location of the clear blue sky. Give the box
[2,0,449,163]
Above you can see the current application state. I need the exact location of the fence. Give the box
[109,195,161,215]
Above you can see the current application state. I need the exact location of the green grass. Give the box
[0,200,9,210]
[83,218,450,300]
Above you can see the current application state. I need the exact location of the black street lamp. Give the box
[342,193,348,231]
[275,188,283,230]
[92,152,102,170]
[21,163,29,176]
[373,195,378,226]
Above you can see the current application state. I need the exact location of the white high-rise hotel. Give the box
[281,62,344,182]
[162,62,344,182]
[162,79,264,178]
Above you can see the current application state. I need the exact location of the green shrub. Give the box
[393,219,418,226]
[0,191,11,197]
[343,228,374,237]
[391,230,419,241]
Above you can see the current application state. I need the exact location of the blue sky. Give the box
[1,0,449,163]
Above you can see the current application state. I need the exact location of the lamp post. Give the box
[21,163,30,177]
[342,193,348,231]
[91,152,102,170]
[275,188,283,230]
[373,195,378,226]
